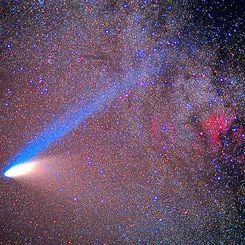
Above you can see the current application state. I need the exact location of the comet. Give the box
[2,85,119,178]
[2,76,142,178]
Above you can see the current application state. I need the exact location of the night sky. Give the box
[0,0,244,244]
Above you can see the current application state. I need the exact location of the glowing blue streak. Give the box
[3,84,121,176]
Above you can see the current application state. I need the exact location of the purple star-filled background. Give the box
[0,0,244,243]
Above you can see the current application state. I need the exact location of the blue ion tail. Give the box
[2,83,123,177]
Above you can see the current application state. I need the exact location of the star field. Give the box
[0,0,244,243]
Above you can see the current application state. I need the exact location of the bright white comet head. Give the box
[4,162,37,178]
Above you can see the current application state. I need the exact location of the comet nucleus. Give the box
[4,162,37,178]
